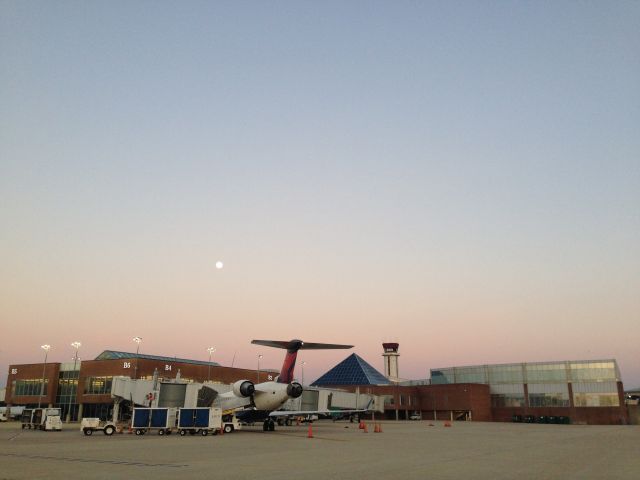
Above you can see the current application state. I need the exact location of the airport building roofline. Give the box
[94,350,221,367]
[431,358,619,372]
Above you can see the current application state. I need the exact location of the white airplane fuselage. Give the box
[218,381,292,412]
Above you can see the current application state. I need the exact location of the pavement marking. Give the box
[0,452,188,468]
[7,432,23,441]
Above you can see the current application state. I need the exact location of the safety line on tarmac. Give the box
[0,452,188,468]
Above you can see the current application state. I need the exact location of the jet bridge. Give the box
[279,387,384,414]
[109,376,234,423]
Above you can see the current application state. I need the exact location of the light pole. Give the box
[38,344,50,409]
[301,361,307,387]
[257,354,263,383]
[207,347,216,382]
[133,337,142,379]
[66,341,81,423]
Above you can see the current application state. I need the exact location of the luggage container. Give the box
[178,407,222,436]
[20,408,62,431]
[132,407,177,435]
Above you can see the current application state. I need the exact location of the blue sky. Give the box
[1,1,639,387]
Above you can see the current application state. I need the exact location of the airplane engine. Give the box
[232,380,256,398]
[286,382,303,399]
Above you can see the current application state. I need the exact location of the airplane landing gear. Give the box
[263,419,275,431]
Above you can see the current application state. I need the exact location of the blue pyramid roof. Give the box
[311,353,391,386]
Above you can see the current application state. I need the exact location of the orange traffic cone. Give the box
[444,421,452,427]
[378,423,383,433]
[358,421,364,430]
[363,423,368,433]
[307,423,314,438]
[373,424,380,433]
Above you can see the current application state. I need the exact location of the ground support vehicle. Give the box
[132,407,177,436]
[178,407,223,436]
[222,413,241,433]
[20,408,62,431]
[80,418,118,436]
[0,406,25,419]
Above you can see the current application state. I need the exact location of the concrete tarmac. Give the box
[1,420,638,479]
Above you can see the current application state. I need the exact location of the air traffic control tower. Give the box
[382,342,400,380]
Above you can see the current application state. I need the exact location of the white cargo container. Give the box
[21,408,62,431]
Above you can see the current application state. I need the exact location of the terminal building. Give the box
[430,359,626,424]
[311,346,629,425]
[2,344,630,425]
[5,350,278,421]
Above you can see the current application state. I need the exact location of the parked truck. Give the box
[21,408,62,431]
[132,407,177,435]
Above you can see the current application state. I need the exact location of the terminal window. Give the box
[12,379,48,396]
[528,392,570,408]
[491,394,525,408]
[84,376,113,395]
[573,393,619,407]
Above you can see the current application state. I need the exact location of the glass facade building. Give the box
[56,368,80,421]
[431,359,621,408]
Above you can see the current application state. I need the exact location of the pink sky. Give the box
[2,252,638,387]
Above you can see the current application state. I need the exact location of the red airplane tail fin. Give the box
[251,339,353,384]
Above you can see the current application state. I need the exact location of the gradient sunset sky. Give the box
[1,1,639,388]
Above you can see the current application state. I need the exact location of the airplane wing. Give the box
[269,398,375,417]
[268,408,370,417]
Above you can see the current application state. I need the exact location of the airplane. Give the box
[213,339,364,431]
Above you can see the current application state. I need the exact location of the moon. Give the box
[215,261,224,269]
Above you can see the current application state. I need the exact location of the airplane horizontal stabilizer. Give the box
[251,339,353,351]
[300,342,354,350]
